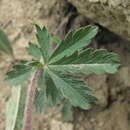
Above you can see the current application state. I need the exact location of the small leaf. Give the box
[50,34,62,45]
[49,26,98,63]
[34,70,62,112]
[61,100,73,121]
[35,25,50,62]
[51,51,78,65]
[34,88,47,112]
[5,64,32,86]
[49,64,120,74]
[27,61,42,67]
[34,69,46,112]
[26,42,42,60]
[0,28,13,56]
[6,85,26,130]
[46,75,62,106]
[36,69,46,89]
[49,49,120,74]
[47,70,96,109]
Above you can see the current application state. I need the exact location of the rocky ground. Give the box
[0,0,130,130]
[69,0,130,40]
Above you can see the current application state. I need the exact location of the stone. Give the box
[68,0,130,40]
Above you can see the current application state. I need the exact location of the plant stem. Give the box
[22,69,41,130]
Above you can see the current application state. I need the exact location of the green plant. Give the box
[5,25,120,130]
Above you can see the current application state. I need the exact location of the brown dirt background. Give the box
[0,0,130,130]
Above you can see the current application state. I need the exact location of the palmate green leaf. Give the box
[26,42,42,60]
[5,25,120,125]
[0,28,13,56]
[47,69,96,109]
[35,25,50,62]
[6,85,26,130]
[49,49,120,74]
[5,64,32,86]
[49,26,98,64]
